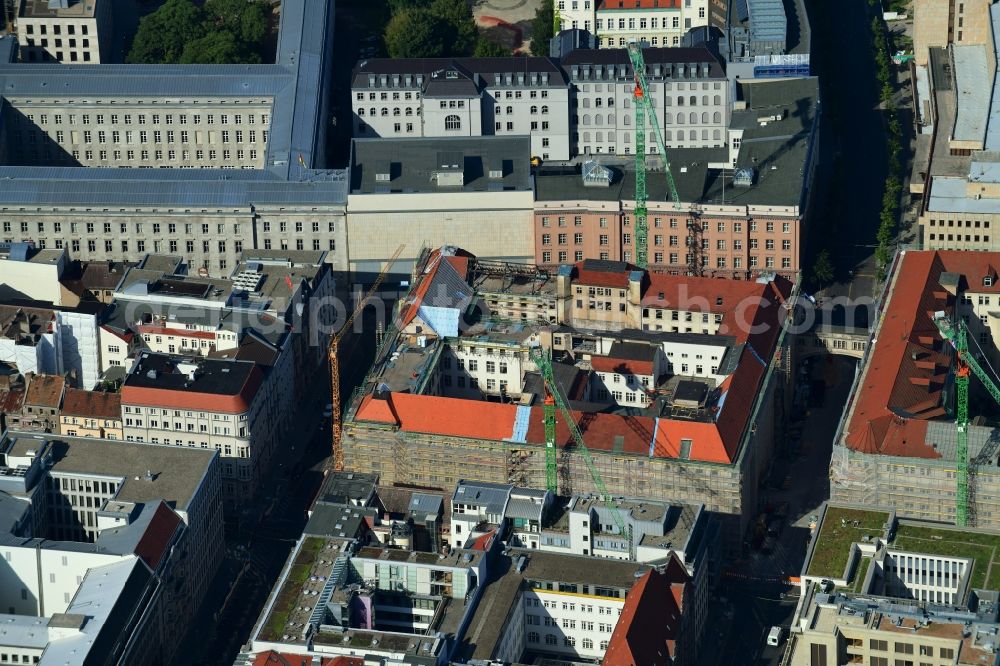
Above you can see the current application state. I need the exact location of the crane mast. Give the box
[330,245,405,472]
[529,347,631,553]
[933,314,1000,526]
[627,42,682,271]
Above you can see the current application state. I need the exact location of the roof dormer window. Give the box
[985,276,994,287]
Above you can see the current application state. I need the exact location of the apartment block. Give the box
[16,373,64,432]
[58,387,121,438]
[120,352,271,506]
[350,46,727,161]
[830,251,1000,528]
[534,75,820,276]
[558,0,710,48]
[0,431,223,665]
[342,246,794,553]
[247,539,484,664]
[15,0,113,64]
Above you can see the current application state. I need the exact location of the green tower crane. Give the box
[627,42,682,271]
[529,347,631,550]
[933,314,1000,526]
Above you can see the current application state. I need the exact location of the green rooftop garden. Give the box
[259,537,328,641]
[806,507,890,579]
[852,557,874,594]
[890,524,1000,591]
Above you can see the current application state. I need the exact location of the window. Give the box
[445,115,461,131]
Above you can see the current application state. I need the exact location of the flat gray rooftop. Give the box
[20,0,97,18]
[12,432,216,511]
[927,176,1000,214]
[349,136,533,195]
[986,3,1000,151]
[512,547,649,588]
[952,45,991,145]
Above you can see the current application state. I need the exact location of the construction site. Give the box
[831,250,1000,529]
[338,246,795,554]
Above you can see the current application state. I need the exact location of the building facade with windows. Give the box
[350,47,727,162]
[0,431,223,666]
[594,0,711,48]
[533,76,820,277]
[830,251,1000,528]
[119,353,273,506]
[15,0,113,64]
[0,0,349,277]
[58,387,122,438]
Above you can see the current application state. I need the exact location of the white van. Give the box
[767,626,785,646]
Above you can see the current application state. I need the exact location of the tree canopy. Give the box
[127,0,270,64]
[383,0,493,58]
[384,9,447,58]
[530,0,555,56]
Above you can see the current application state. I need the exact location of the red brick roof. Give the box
[399,248,475,329]
[134,501,182,570]
[843,250,997,457]
[603,553,689,666]
[60,388,121,420]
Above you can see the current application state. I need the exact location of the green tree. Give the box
[430,0,477,56]
[384,9,447,57]
[203,0,269,45]
[126,0,204,64]
[180,31,251,64]
[530,0,555,56]
[474,36,512,57]
[811,249,835,287]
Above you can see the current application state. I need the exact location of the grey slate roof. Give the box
[350,136,532,194]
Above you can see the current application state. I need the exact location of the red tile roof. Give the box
[591,356,654,376]
[603,553,689,666]
[251,653,362,666]
[0,389,24,414]
[355,275,791,465]
[134,501,182,570]
[399,248,474,329]
[573,261,633,289]
[842,250,997,457]
[642,273,788,345]
[120,365,263,415]
[24,374,65,408]
[60,388,121,420]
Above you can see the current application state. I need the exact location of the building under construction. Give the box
[341,247,795,553]
[831,250,1000,528]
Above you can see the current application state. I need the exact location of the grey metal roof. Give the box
[952,45,990,144]
[0,165,348,207]
[0,0,342,206]
[504,497,543,521]
[453,480,511,514]
[747,0,787,43]
[409,492,444,517]
[986,3,1000,151]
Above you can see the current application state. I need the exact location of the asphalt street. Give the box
[806,0,896,300]
[170,314,381,666]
